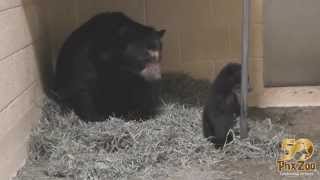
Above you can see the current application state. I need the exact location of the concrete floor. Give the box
[170,107,320,180]
[250,86,320,108]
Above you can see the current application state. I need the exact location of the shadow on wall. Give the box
[21,0,56,95]
[161,73,211,106]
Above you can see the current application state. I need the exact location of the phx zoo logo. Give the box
[277,138,318,176]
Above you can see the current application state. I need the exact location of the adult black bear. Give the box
[53,12,165,122]
[202,63,242,148]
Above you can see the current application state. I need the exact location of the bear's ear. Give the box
[158,29,166,38]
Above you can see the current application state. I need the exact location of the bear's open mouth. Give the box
[147,50,161,63]
[140,62,161,81]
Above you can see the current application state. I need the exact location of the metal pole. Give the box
[240,0,251,139]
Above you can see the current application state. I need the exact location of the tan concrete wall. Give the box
[0,0,50,179]
[264,0,320,86]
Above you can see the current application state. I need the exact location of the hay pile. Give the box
[15,74,289,180]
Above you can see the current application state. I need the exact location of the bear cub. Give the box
[202,63,244,148]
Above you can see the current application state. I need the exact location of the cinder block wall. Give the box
[0,0,50,179]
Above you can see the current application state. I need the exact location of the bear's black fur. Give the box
[202,63,242,148]
[53,12,165,122]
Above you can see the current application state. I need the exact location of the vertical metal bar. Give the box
[240,0,251,139]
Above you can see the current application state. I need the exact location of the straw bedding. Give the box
[15,74,296,180]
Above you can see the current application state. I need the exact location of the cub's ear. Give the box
[158,29,166,38]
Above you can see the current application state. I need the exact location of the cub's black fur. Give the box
[202,63,242,148]
[53,12,165,122]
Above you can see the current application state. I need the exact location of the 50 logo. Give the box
[280,138,314,161]
[277,138,317,175]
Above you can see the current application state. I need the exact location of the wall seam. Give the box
[0,43,34,62]
[144,0,148,24]
[0,5,21,13]
[0,80,37,113]
[73,0,80,27]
